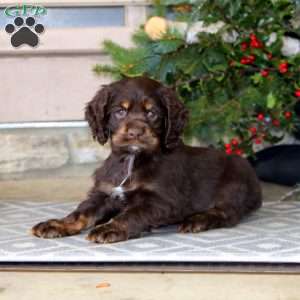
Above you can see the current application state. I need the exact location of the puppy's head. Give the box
[85,77,188,154]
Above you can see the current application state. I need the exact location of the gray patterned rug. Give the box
[1,200,300,263]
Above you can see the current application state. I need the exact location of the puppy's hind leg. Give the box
[178,206,240,233]
[179,156,262,234]
[178,180,259,233]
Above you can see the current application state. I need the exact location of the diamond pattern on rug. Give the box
[1,200,300,263]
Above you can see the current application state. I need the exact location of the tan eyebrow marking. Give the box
[143,100,153,110]
[120,100,131,110]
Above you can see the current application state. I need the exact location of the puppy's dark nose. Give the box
[127,126,145,139]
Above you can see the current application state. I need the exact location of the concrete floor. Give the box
[1,272,300,300]
[0,172,299,299]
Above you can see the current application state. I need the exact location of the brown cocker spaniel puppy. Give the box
[32,77,262,243]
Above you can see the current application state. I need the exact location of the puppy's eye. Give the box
[146,110,157,120]
[114,108,127,119]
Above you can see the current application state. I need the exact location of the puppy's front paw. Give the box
[32,219,67,238]
[177,215,209,233]
[86,223,128,244]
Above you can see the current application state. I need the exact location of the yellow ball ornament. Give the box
[144,16,168,40]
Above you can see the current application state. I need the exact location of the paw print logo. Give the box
[5,16,45,48]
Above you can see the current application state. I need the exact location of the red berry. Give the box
[240,57,250,64]
[250,39,263,48]
[241,42,248,51]
[294,89,300,97]
[225,148,232,155]
[231,138,239,146]
[279,62,288,73]
[250,33,257,40]
[279,67,288,74]
[257,113,264,121]
[267,53,273,60]
[224,143,231,149]
[248,55,256,63]
[235,149,243,155]
[240,55,255,65]
[284,111,292,119]
[260,69,269,77]
[254,138,262,144]
[249,127,257,135]
[272,119,280,127]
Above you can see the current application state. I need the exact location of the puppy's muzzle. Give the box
[126,121,147,141]
[112,119,158,152]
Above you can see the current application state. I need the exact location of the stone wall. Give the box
[0,127,110,180]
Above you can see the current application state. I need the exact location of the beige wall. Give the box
[0,54,111,122]
[0,1,147,122]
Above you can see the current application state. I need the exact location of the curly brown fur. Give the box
[32,77,262,243]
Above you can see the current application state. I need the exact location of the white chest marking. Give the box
[110,154,136,201]
[111,186,125,201]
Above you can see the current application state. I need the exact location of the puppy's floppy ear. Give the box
[158,86,189,149]
[85,86,111,145]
